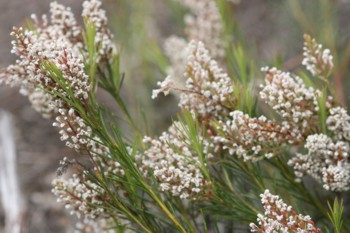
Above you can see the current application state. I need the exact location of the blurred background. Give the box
[1,0,350,232]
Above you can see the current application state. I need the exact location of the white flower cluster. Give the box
[49,1,81,41]
[0,2,125,221]
[53,108,125,179]
[163,0,224,88]
[56,49,91,100]
[0,63,58,119]
[82,0,117,61]
[260,67,320,135]
[326,107,350,141]
[154,41,234,120]
[180,41,233,118]
[178,0,224,59]
[1,2,89,117]
[214,111,299,161]
[302,34,333,78]
[9,25,94,152]
[151,76,175,99]
[140,122,211,200]
[0,1,120,155]
[0,0,116,118]
[0,62,26,88]
[53,108,92,150]
[289,107,350,191]
[28,89,57,119]
[52,174,105,220]
[27,2,82,51]
[250,189,321,233]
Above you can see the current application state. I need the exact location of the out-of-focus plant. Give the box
[0,0,350,232]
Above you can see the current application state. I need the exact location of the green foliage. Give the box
[327,198,344,233]
[82,19,98,92]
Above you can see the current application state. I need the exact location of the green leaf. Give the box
[83,19,98,92]
[327,198,344,233]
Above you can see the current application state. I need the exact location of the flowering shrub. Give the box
[250,190,322,233]
[0,0,349,232]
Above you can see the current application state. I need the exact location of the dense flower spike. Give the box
[52,174,105,220]
[140,122,211,200]
[82,0,117,61]
[53,108,124,179]
[0,64,27,89]
[302,34,333,78]
[260,67,320,135]
[49,1,81,41]
[327,107,350,141]
[53,108,92,150]
[154,41,234,120]
[163,0,224,89]
[0,28,42,111]
[250,190,322,233]
[0,0,117,118]
[288,134,350,191]
[214,111,299,161]
[0,1,118,154]
[180,41,233,118]
[1,8,89,117]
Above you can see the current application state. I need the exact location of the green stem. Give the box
[273,158,329,218]
[142,184,188,233]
